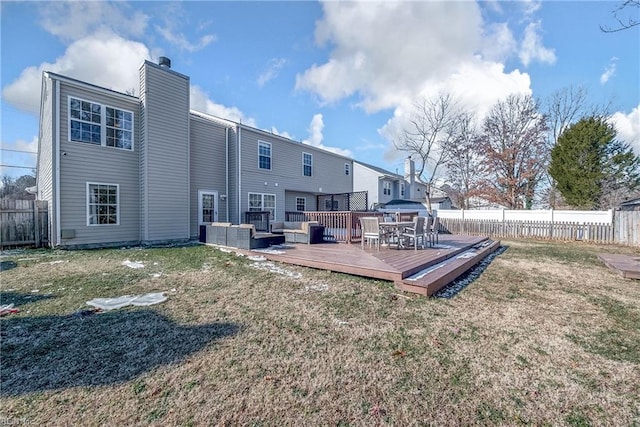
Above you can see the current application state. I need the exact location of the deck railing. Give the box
[284,211,419,243]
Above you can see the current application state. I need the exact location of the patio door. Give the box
[198,190,218,224]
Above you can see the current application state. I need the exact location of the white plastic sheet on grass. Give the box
[86,292,167,310]
[250,262,302,279]
[122,260,144,269]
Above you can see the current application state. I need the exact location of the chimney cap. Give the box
[159,56,171,68]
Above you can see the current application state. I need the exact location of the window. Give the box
[87,183,119,225]
[400,183,405,197]
[324,199,339,210]
[296,197,306,212]
[248,192,276,219]
[69,97,134,150]
[105,107,133,149]
[345,163,350,176]
[383,181,391,196]
[303,153,312,177]
[258,141,271,170]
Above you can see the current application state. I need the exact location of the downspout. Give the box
[238,125,242,224]
[54,79,61,247]
[225,126,229,222]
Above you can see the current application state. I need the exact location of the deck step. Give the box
[397,239,501,296]
[598,253,640,279]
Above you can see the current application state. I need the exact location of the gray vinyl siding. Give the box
[57,82,140,246]
[237,127,353,220]
[139,61,190,242]
[284,191,318,212]
[37,75,55,246]
[189,116,228,237]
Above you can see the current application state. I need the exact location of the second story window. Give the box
[383,181,391,196]
[303,153,312,177]
[400,183,405,197]
[69,97,134,150]
[258,141,272,170]
[345,163,350,176]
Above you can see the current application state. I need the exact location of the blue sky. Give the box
[1,1,639,180]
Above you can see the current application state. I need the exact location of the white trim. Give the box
[197,190,218,224]
[86,182,120,226]
[302,152,313,177]
[296,196,306,212]
[248,192,276,220]
[67,96,135,151]
[55,80,61,246]
[238,126,242,223]
[225,127,229,222]
[45,71,138,102]
[258,140,272,170]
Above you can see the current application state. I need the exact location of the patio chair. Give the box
[360,217,387,250]
[427,216,440,245]
[423,216,434,247]
[400,216,426,250]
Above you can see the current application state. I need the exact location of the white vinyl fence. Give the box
[437,209,613,224]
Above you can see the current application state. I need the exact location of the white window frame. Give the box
[302,152,312,177]
[400,183,405,197]
[383,181,392,196]
[258,140,272,170]
[345,163,350,176]
[198,190,218,225]
[86,182,120,226]
[68,96,134,151]
[296,197,306,212]
[248,192,276,220]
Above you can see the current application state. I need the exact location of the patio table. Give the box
[379,221,414,249]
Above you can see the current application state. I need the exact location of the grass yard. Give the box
[0,239,639,426]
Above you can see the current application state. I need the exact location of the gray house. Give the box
[36,59,353,248]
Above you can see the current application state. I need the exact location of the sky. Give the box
[1,0,639,181]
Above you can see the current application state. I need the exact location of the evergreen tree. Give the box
[549,116,640,209]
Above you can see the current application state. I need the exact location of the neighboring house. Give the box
[618,197,640,211]
[36,59,353,248]
[353,157,432,209]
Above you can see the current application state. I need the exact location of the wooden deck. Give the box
[248,234,501,296]
[598,253,640,279]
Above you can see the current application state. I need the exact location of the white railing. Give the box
[437,209,613,225]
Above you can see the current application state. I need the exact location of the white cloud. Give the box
[600,57,618,84]
[269,127,294,140]
[155,3,216,53]
[2,32,152,114]
[257,58,287,88]
[190,85,257,127]
[296,1,485,112]
[302,114,352,157]
[481,23,517,62]
[38,1,149,42]
[610,105,640,155]
[519,21,556,67]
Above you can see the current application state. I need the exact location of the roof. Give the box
[354,161,403,179]
[620,197,640,207]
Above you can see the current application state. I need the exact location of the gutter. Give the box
[54,79,61,246]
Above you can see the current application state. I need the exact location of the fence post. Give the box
[33,201,41,248]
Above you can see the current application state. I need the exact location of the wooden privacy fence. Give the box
[614,211,639,246]
[439,218,617,244]
[1,199,49,248]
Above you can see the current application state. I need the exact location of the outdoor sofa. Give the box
[201,223,284,249]
[270,221,322,244]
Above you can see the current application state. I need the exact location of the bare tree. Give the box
[600,0,640,32]
[444,114,484,209]
[394,94,465,212]
[477,94,549,209]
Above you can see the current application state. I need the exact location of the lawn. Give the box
[0,240,639,426]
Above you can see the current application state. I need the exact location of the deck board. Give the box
[598,253,640,279]
[237,234,500,294]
